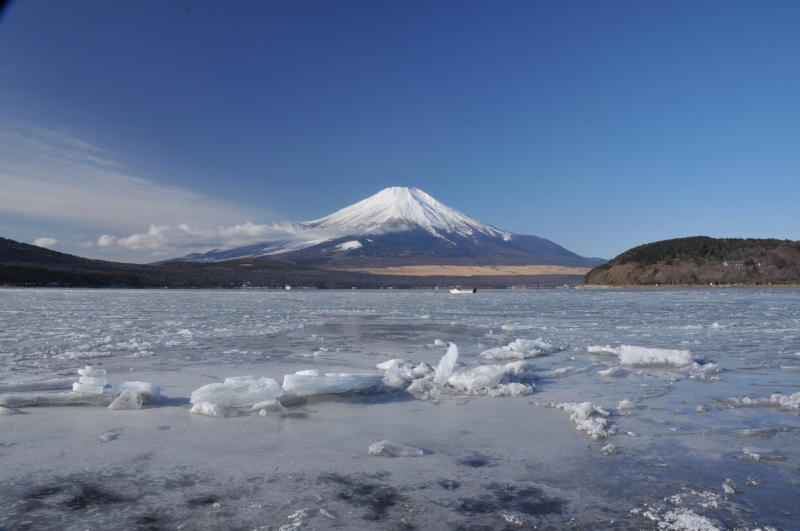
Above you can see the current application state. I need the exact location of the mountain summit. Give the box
[303,187,512,240]
[168,187,604,269]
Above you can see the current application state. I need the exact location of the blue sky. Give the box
[1,0,798,263]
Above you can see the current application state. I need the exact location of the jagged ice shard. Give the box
[433,342,459,386]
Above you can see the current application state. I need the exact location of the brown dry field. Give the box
[329,264,592,277]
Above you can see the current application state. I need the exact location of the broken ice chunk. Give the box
[485,383,534,397]
[190,402,238,418]
[382,366,409,390]
[601,444,615,455]
[78,366,106,377]
[412,363,433,377]
[282,372,383,395]
[0,377,78,393]
[107,389,144,410]
[598,366,628,377]
[722,480,735,496]
[368,440,424,457]
[110,381,160,398]
[549,402,615,440]
[376,359,411,371]
[587,345,693,367]
[618,399,637,410]
[78,375,108,387]
[71,382,106,394]
[434,339,447,347]
[740,447,785,461]
[0,392,114,407]
[448,365,506,392]
[433,343,459,386]
[190,376,283,407]
[407,379,435,395]
[100,429,120,442]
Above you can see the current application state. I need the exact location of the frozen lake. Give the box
[1,288,799,530]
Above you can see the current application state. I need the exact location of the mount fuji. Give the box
[167,187,604,268]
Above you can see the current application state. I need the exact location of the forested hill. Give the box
[585,237,800,286]
[0,237,582,288]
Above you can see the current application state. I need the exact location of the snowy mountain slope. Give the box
[163,187,604,267]
[302,187,512,240]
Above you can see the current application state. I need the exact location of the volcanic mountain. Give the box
[169,187,604,269]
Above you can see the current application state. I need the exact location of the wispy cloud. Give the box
[33,237,59,248]
[96,222,359,255]
[0,122,264,232]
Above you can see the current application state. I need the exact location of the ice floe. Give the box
[282,371,383,395]
[0,377,78,393]
[367,440,424,457]
[588,345,693,367]
[190,375,284,407]
[597,366,628,377]
[447,365,505,392]
[480,338,556,359]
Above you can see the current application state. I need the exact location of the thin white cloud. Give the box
[33,237,59,248]
[96,222,360,254]
[0,122,264,232]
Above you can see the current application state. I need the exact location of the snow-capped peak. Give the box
[302,187,512,240]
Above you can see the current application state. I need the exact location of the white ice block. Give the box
[368,440,423,457]
[282,372,383,395]
[107,389,143,410]
[433,343,459,386]
[447,365,506,392]
[72,382,106,394]
[0,377,78,393]
[79,375,108,387]
[0,392,114,407]
[190,375,283,407]
[110,381,160,398]
[588,345,692,367]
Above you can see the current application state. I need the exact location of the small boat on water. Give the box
[450,287,477,294]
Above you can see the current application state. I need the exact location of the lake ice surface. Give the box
[0,288,798,530]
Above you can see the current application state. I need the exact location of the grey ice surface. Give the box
[0,288,799,530]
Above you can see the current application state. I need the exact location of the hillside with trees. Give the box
[0,237,580,289]
[584,237,800,286]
